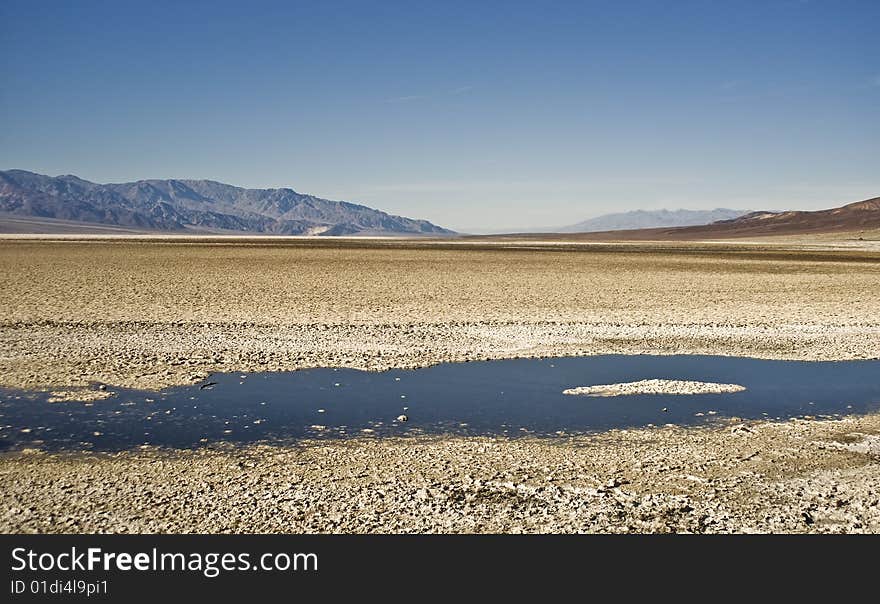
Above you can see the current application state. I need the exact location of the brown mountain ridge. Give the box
[485,196,880,241]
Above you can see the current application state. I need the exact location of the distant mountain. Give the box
[0,170,454,236]
[559,208,749,233]
[536,197,880,241]
[645,197,880,239]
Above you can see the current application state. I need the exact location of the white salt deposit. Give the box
[563,379,746,397]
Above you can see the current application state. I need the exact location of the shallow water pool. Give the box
[1,355,879,451]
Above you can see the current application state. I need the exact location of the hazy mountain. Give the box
[0,170,454,236]
[558,208,750,233]
[635,197,880,239]
[515,197,880,241]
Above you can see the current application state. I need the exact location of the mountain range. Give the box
[0,170,454,236]
[3,170,876,240]
[558,208,749,233]
[536,197,880,240]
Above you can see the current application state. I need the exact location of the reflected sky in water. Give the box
[1,355,879,452]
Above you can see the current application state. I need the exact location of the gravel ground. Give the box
[1,237,878,533]
[2,414,878,533]
[1,239,879,393]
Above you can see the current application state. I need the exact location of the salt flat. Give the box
[1,236,879,533]
[1,237,879,393]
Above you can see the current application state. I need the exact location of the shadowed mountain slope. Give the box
[0,170,454,236]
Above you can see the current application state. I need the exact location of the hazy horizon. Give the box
[2,1,878,231]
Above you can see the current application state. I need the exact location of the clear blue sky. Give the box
[2,0,878,231]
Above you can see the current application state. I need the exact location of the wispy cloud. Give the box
[383,86,473,104]
[384,95,426,104]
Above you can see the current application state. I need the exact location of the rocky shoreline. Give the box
[2,320,879,396]
[2,413,878,533]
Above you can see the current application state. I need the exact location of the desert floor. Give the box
[1,236,879,533]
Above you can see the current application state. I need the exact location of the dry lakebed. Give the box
[1,236,879,533]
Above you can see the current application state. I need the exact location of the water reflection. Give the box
[1,355,878,451]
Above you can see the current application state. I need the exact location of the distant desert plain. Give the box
[1,231,879,533]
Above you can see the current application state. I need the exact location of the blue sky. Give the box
[1,0,878,231]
